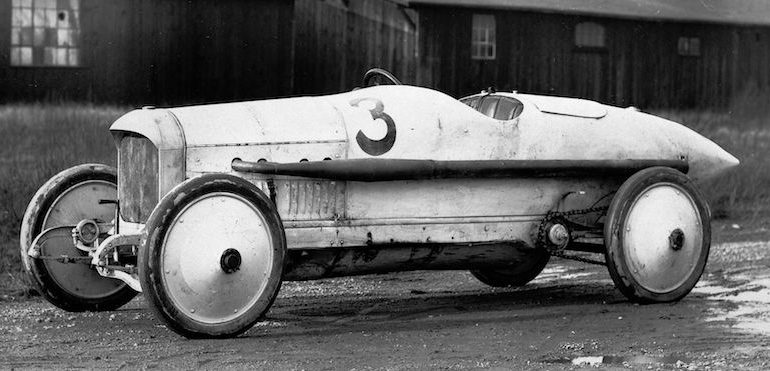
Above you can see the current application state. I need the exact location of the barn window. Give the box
[10,0,81,67]
[678,37,701,57]
[575,22,606,48]
[471,14,496,60]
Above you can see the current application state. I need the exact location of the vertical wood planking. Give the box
[0,0,294,104]
[293,0,417,94]
[415,6,770,109]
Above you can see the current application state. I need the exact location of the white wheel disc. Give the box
[161,192,274,324]
[41,180,125,298]
[622,182,703,294]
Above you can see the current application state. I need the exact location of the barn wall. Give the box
[0,0,294,105]
[416,7,770,109]
[293,0,417,94]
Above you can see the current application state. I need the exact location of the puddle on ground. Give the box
[694,268,770,334]
[544,354,689,366]
[536,265,603,282]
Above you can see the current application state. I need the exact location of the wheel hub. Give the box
[668,228,685,251]
[220,248,242,274]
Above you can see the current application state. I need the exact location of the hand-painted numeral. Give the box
[350,97,396,156]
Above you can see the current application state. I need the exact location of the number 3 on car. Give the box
[350,97,397,156]
[21,69,738,338]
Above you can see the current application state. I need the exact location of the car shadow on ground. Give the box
[242,279,693,340]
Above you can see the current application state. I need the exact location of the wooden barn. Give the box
[2,0,769,109]
[0,0,416,105]
[408,0,770,108]
[0,0,295,105]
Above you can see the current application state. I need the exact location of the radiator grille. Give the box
[118,134,159,223]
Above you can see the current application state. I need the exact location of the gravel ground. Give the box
[1,222,769,370]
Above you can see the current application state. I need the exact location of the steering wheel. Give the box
[362,68,402,87]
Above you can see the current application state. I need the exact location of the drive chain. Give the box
[537,206,609,266]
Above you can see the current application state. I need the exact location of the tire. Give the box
[471,249,550,287]
[19,164,137,312]
[604,166,710,303]
[140,173,286,338]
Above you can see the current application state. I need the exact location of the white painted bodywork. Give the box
[110,85,739,250]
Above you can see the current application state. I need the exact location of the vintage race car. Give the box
[21,69,738,338]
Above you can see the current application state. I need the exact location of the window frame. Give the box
[10,0,83,68]
[677,37,701,57]
[471,14,496,60]
[574,21,607,52]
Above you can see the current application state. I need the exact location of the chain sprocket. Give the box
[536,206,609,265]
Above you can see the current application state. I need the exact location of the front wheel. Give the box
[140,174,286,338]
[604,167,710,303]
[20,164,137,312]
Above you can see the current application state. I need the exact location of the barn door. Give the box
[571,52,608,103]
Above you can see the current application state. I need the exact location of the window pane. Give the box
[11,27,21,45]
[44,46,56,65]
[45,9,57,27]
[20,47,33,65]
[68,48,79,66]
[575,22,605,47]
[33,8,45,26]
[68,8,79,28]
[13,8,32,27]
[45,27,56,45]
[56,47,68,65]
[10,47,20,65]
[20,0,33,7]
[58,29,71,46]
[33,27,46,46]
[678,37,687,54]
[57,10,70,29]
[19,27,33,45]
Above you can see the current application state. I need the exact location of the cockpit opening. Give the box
[460,94,524,121]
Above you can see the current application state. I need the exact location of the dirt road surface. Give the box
[2,224,770,370]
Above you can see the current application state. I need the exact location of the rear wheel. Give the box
[471,249,550,287]
[140,174,286,338]
[19,164,137,312]
[604,167,710,303]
